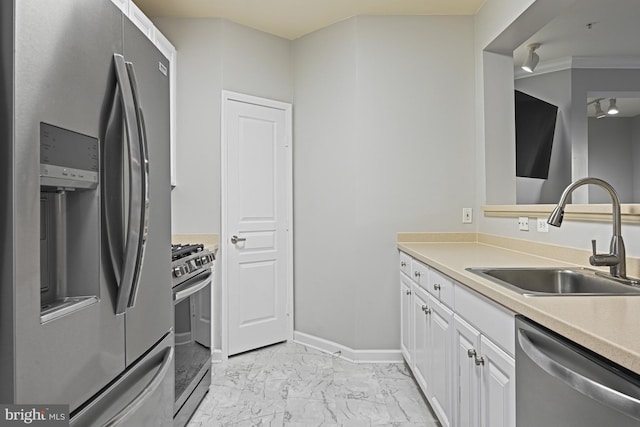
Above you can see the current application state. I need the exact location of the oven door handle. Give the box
[174,271,212,302]
[518,327,640,421]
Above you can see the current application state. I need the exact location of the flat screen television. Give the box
[514,90,558,179]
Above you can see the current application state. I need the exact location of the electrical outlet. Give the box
[462,208,473,224]
[518,217,529,231]
[537,218,549,233]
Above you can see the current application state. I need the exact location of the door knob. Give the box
[230,235,246,244]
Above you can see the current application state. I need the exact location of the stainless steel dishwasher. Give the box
[516,316,640,426]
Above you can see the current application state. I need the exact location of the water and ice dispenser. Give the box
[39,122,100,322]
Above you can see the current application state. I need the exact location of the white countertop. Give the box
[398,238,640,374]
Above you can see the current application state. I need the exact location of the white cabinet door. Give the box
[429,297,453,427]
[480,335,515,427]
[400,274,413,364]
[453,315,481,427]
[412,285,430,393]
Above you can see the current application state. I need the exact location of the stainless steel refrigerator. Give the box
[1,0,174,425]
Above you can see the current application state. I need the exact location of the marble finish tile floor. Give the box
[187,342,441,427]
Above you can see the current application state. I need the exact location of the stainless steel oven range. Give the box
[171,243,215,426]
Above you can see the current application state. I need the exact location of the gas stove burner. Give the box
[171,243,215,287]
[171,243,204,261]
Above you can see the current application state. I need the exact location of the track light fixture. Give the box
[594,101,607,119]
[588,98,622,118]
[522,43,540,73]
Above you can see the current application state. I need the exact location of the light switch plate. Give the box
[462,208,473,224]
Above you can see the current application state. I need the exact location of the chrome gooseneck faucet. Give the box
[547,177,627,279]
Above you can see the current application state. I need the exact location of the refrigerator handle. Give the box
[103,347,174,427]
[517,327,640,420]
[124,61,150,309]
[103,84,124,284]
[111,53,144,315]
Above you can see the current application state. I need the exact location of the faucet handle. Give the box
[589,239,619,267]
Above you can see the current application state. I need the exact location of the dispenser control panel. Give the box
[40,122,99,189]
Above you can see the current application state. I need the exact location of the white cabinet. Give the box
[427,296,453,427]
[453,315,481,427]
[398,250,515,427]
[400,273,413,365]
[401,255,453,427]
[400,251,411,276]
[479,335,515,427]
[110,0,177,186]
[453,283,515,427]
[412,284,430,392]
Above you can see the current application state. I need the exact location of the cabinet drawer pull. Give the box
[401,261,406,267]
[405,290,411,295]
[433,284,441,291]
[414,271,421,278]
[424,307,431,315]
[467,349,484,366]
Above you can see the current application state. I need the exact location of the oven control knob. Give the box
[173,266,183,277]
[201,256,209,265]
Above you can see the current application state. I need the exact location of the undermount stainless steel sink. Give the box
[466,267,640,296]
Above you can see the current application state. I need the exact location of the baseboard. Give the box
[293,331,403,364]
[175,331,191,346]
[211,349,225,363]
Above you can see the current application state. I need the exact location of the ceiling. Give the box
[512,0,640,118]
[133,0,486,40]
[513,0,640,67]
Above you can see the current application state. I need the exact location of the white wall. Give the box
[155,18,223,235]
[588,117,634,203]
[293,15,475,350]
[153,17,292,351]
[156,18,293,235]
[476,0,640,258]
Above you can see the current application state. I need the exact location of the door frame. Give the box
[220,90,294,359]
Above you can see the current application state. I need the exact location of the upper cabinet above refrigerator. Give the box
[110,0,177,187]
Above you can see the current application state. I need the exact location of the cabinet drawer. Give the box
[399,251,412,276]
[410,259,429,287]
[454,284,515,356]
[429,269,454,308]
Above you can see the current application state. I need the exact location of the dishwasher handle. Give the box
[517,328,640,421]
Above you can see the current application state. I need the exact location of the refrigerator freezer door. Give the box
[12,0,126,411]
[122,18,173,366]
[70,332,174,427]
[0,0,15,405]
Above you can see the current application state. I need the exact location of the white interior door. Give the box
[223,92,292,356]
